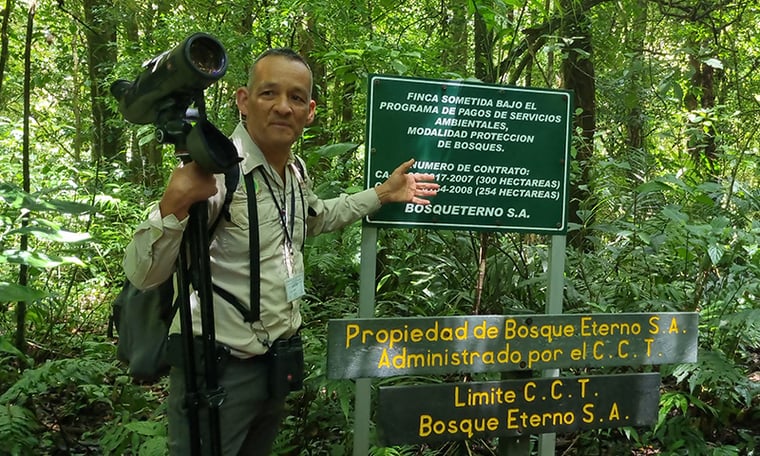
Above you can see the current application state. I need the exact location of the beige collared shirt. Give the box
[123,122,381,357]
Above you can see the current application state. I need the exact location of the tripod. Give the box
[175,201,225,456]
[159,94,239,456]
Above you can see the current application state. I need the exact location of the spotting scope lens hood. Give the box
[187,121,241,174]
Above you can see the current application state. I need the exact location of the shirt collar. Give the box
[231,122,295,178]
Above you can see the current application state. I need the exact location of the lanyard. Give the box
[258,166,299,250]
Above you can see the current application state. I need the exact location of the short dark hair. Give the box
[247,48,313,95]
[254,48,309,68]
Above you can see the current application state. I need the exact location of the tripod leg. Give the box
[176,234,202,456]
[187,201,226,456]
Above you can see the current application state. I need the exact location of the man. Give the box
[123,48,438,455]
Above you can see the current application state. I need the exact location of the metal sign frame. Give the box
[364,74,573,233]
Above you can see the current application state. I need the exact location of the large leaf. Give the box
[661,205,689,224]
[1,249,85,268]
[0,183,92,214]
[635,180,672,194]
[0,282,47,302]
[707,243,724,265]
[5,225,91,244]
[314,143,359,158]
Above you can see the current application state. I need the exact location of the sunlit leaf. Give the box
[6,225,91,243]
[707,243,724,265]
[0,183,92,214]
[0,282,47,302]
[1,249,86,268]
[703,58,723,69]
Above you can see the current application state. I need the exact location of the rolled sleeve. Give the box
[123,205,187,290]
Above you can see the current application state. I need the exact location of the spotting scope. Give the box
[110,32,228,125]
[110,32,239,174]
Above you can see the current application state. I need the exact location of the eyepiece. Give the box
[110,79,132,100]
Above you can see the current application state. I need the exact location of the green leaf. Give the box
[0,183,92,214]
[635,180,671,194]
[314,143,359,158]
[661,205,689,224]
[0,337,29,358]
[0,282,47,301]
[138,437,169,456]
[707,243,724,265]
[1,250,86,268]
[125,421,164,436]
[391,59,407,74]
[6,226,91,244]
[703,57,723,69]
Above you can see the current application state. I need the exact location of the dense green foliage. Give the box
[1,0,759,454]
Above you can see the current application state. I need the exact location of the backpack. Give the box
[109,166,240,383]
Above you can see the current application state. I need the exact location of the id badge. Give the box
[285,273,305,302]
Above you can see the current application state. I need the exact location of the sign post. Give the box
[340,74,696,455]
[353,225,378,456]
[538,233,566,455]
[351,74,574,454]
[350,74,575,455]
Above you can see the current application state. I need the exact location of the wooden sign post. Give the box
[328,313,698,378]
[328,313,697,448]
[376,373,661,445]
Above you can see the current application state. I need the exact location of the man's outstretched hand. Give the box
[374,158,439,205]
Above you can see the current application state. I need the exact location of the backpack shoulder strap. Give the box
[292,155,307,182]
[211,169,259,323]
[209,164,241,234]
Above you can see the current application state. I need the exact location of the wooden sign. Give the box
[376,373,660,445]
[327,313,697,378]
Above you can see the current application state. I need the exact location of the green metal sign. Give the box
[376,373,660,445]
[327,313,698,379]
[364,74,573,233]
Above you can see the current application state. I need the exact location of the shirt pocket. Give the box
[223,184,282,258]
[217,189,255,254]
[227,196,249,231]
[227,176,270,231]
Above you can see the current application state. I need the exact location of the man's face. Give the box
[236,55,316,153]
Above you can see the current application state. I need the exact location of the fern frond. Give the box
[0,358,116,404]
[0,404,40,455]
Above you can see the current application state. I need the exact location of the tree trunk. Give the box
[300,12,330,148]
[240,0,254,33]
[71,33,84,161]
[623,0,647,160]
[473,2,495,83]
[441,0,468,75]
[83,0,122,165]
[0,0,13,107]
[657,0,724,177]
[15,0,34,354]
[685,51,719,176]
[560,0,596,250]
[338,81,355,143]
